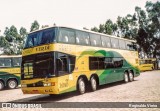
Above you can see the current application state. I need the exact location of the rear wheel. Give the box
[78,77,86,94]
[129,71,134,82]
[90,76,97,91]
[0,81,4,90]
[7,79,17,89]
[124,72,129,83]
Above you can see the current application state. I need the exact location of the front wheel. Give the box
[7,79,17,89]
[90,76,97,91]
[0,81,4,90]
[124,72,129,83]
[78,77,86,94]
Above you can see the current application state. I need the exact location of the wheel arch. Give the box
[6,77,19,86]
[76,75,88,90]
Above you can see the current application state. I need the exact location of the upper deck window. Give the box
[119,40,126,49]
[125,41,137,51]
[111,38,119,49]
[58,28,76,44]
[90,33,102,47]
[76,31,90,45]
[101,36,111,48]
[24,28,57,48]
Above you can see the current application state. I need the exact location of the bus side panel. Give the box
[0,67,21,87]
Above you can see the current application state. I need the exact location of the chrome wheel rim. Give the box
[125,73,128,82]
[91,77,96,90]
[9,80,16,89]
[79,79,85,93]
[0,82,3,90]
[129,73,133,81]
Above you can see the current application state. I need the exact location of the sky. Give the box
[0,0,157,34]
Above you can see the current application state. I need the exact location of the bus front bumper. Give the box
[21,86,59,94]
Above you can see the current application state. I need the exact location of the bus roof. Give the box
[29,26,136,43]
[0,55,21,58]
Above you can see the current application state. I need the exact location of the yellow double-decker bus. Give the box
[0,55,21,90]
[21,26,140,95]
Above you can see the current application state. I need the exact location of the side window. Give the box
[111,38,119,49]
[89,57,105,70]
[13,57,22,67]
[56,53,75,75]
[113,58,123,68]
[57,53,68,75]
[59,28,75,44]
[68,55,76,72]
[89,57,98,70]
[104,58,114,68]
[0,58,4,67]
[4,58,12,67]
[101,36,111,48]
[89,57,123,70]
[125,41,136,50]
[119,40,126,49]
[90,33,102,47]
[76,31,90,45]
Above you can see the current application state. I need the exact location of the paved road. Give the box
[0,70,160,111]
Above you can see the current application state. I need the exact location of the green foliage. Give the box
[0,20,40,55]
[30,20,40,32]
[91,1,160,58]
[91,27,99,32]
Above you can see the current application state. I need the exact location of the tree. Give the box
[104,19,114,35]
[145,1,160,58]
[91,26,99,32]
[99,24,105,33]
[30,20,40,32]
[20,27,27,42]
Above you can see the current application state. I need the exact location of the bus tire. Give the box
[124,72,129,83]
[90,76,97,91]
[7,79,18,89]
[78,77,86,94]
[0,81,4,90]
[129,71,134,82]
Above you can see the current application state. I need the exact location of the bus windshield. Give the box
[24,28,57,48]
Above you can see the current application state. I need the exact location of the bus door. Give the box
[56,52,76,93]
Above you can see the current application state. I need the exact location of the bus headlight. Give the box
[43,83,51,86]
[43,82,55,86]
[21,84,27,88]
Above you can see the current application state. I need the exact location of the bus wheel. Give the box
[0,81,4,90]
[129,71,134,82]
[7,79,17,89]
[90,76,97,91]
[124,72,129,83]
[78,77,86,94]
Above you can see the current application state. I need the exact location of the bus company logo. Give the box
[36,45,50,52]
[2,103,11,108]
